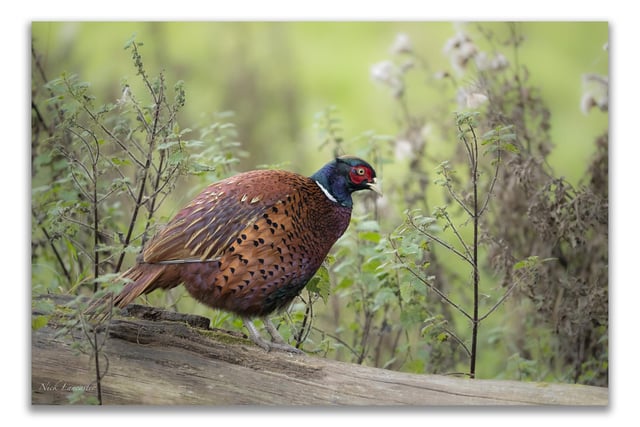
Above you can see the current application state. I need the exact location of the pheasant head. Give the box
[310,156,381,207]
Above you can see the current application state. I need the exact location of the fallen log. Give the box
[31,295,608,405]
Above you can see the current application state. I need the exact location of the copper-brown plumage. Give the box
[113,156,379,352]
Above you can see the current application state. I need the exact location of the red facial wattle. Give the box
[349,166,374,185]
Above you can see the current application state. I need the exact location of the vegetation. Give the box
[31,22,608,403]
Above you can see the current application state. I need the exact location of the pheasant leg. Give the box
[242,318,304,354]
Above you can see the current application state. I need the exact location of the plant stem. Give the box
[33,211,72,284]
[115,78,164,272]
[93,144,99,293]
[470,123,480,379]
[93,332,103,405]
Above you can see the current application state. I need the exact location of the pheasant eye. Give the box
[349,165,372,185]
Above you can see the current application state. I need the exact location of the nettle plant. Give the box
[303,29,530,377]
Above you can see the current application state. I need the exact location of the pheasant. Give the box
[113,156,379,353]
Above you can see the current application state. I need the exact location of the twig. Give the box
[33,213,72,284]
[478,155,500,217]
[478,275,522,323]
[310,326,361,359]
[391,242,472,322]
[441,210,473,261]
[443,182,473,217]
[443,326,471,357]
[407,216,473,266]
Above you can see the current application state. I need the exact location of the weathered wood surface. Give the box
[32,297,608,406]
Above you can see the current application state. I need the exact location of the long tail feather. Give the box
[114,262,184,307]
[113,264,166,307]
[83,263,179,321]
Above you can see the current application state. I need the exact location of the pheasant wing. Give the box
[141,170,292,264]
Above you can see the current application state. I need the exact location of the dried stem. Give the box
[115,74,165,272]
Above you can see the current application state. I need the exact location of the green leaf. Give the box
[306,265,331,303]
[437,332,450,342]
[399,282,413,302]
[373,288,395,310]
[356,220,380,232]
[110,157,130,166]
[32,315,49,331]
[358,231,381,243]
[33,298,55,314]
[513,255,540,270]
[334,276,354,291]
[502,142,520,154]
[362,257,381,274]
[157,140,180,150]
[123,34,137,49]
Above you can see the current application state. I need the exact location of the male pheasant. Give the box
[113,156,379,353]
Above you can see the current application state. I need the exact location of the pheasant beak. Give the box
[366,178,382,196]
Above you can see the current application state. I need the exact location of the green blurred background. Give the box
[32,22,608,185]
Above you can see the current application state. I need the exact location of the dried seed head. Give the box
[391,32,413,54]
[370,60,404,98]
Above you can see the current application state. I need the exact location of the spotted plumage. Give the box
[113,156,379,352]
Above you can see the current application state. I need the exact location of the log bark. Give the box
[31,296,608,405]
